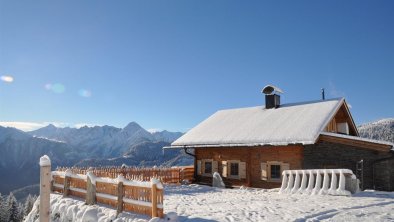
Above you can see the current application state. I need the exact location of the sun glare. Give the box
[45,83,65,93]
[78,89,92,98]
[1,75,14,83]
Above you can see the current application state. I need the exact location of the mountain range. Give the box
[0,122,190,196]
[1,118,393,200]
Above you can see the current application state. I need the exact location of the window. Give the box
[270,164,281,179]
[261,161,289,182]
[222,160,246,179]
[204,161,212,174]
[230,162,239,176]
[197,159,218,176]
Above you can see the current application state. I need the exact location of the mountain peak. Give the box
[45,124,57,129]
[123,122,143,132]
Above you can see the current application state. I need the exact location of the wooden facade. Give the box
[194,142,393,190]
[195,146,303,189]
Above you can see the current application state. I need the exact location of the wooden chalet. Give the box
[165,86,394,191]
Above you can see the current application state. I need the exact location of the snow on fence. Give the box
[55,165,194,184]
[279,169,359,196]
[51,169,164,218]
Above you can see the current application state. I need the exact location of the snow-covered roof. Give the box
[170,98,345,148]
[320,132,394,148]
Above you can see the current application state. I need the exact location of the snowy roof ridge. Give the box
[320,132,394,148]
[171,98,344,147]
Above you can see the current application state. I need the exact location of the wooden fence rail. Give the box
[52,169,164,218]
[55,165,194,184]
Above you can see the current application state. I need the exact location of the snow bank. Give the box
[24,184,394,222]
[164,184,394,222]
[24,194,151,222]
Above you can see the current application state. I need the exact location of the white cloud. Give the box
[0,121,101,131]
[0,122,46,131]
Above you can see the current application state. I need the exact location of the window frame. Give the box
[204,161,213,175]
[202,159,213,176]
[270,164,281,180]
[262,161,289,182]
[227,160,241,179]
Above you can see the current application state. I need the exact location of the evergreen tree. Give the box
[6,193,19,222]
[24,194,36,217]
[17,203,24,222]
[0,193,9,222]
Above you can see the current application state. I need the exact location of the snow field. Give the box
[164,185,394,222]
[25,184,394,222]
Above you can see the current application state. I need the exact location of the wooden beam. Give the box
[319,135,391,152]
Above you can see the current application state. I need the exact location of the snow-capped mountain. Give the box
[151,130,184,143]
[0,126,77,195]
[1,122,185,197]
[29,122,183,158]
[358,118,394,143]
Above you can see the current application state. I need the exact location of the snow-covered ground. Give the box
[165,185,394,222]
[25,184,394,222]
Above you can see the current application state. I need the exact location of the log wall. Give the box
[195,146,303,188]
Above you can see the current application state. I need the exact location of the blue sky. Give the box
[0,0,393,132]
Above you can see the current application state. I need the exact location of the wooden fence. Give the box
[52,170,164,218]
[56,166,194,184]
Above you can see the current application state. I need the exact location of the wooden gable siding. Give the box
[324,102,358,136]
[195,146,303,188]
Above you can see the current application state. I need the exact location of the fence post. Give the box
[64,169,72,197]
[86,169,96,205]
[117,175,125,215]
[151,178,158,218]
[39,155,51,222]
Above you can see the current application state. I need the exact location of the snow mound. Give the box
[24,194,149,222]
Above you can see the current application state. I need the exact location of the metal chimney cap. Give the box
[261,85,284,95]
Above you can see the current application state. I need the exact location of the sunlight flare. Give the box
[1,75,14,83]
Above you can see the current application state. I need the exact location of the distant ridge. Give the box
[0,122,189,198]
[358,118,394,143]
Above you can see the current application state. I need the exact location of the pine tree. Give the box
[0,193,9,222]
[17,203,24,222]
[6,193,19,222]
[24,194,36,217]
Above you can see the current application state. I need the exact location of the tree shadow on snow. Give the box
[352,191,394,199]
[294,200,394,222]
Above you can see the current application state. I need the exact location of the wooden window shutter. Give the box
[212,161,218,173]
[239,162,246,179]
[261,162,268,181]
[222,161,228,177]
[201,160,206,174]
[197,160,202,175]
